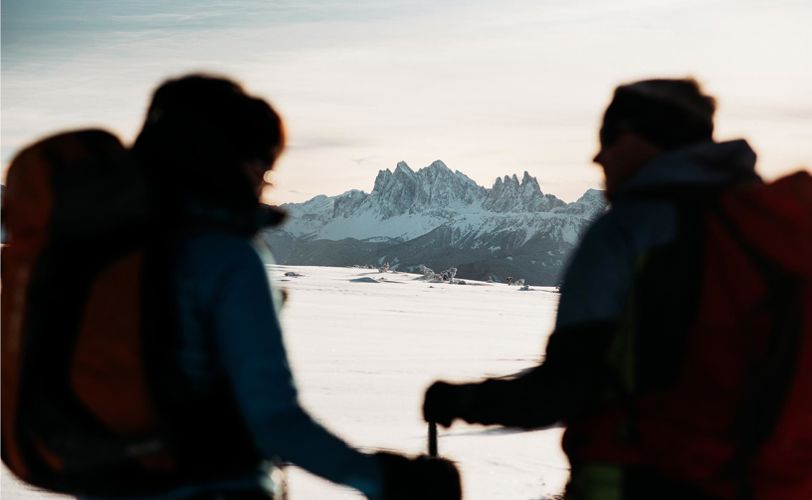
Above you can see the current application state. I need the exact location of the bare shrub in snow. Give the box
[416,265,436,281]
[416,265,463,284]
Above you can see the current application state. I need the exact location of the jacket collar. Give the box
[616,139,761,198]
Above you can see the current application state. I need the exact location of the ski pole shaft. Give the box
[428,421,438,457]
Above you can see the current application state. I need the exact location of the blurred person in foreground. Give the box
[423,78,812,499]
[132,74,461,500]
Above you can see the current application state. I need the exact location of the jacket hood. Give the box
[617,140,761,196]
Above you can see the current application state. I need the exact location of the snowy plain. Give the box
[2,265,570,500]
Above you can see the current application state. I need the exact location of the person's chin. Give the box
[602,184,615,202]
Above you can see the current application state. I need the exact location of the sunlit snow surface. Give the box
[2,265,570,500]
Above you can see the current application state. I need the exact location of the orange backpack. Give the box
[2,130,259,496]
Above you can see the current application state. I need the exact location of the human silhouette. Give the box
[423,78,812,499]
[131,74,462,499]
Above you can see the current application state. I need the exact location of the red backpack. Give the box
[1,130,259,496]
[564,172,812,499]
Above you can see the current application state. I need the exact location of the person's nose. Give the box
[593,150,603,165]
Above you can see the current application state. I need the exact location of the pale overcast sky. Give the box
[2,0,810,203]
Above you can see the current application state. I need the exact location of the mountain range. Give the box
[263,160,606,285]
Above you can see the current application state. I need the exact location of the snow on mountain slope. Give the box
[281,160,602,243]
[268,160,606,285]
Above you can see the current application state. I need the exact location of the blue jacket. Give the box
[136,203,383,499]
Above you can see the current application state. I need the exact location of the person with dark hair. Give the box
[595,78,718,199]
[421,78,791,499]
[133,74,461,500]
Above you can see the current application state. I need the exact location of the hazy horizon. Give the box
[3,0,810,204]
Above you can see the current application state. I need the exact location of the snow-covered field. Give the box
[2,265,570,500]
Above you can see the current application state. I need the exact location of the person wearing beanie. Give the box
[133,74,461,500]
[423,78,768,500]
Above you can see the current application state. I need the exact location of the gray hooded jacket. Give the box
[556,139,761,330]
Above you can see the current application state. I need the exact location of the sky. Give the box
[2,0,811,204]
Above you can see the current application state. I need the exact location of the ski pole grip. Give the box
[428,421,438,457]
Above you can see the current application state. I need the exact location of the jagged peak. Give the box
[498,174,521,187]
[419,160,453,177]
[394,161,414,174]
[490,171,542,192]
[520,171,542,193]
[372,169,394,194]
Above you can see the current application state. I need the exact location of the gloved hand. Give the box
[375,452,462,500]
[422,381,474,428]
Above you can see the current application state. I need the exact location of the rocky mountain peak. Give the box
[521,171,542,194]
[273,161,607,285]
[394,161,414,175]
[427,159,449,171]
[552,188,606,217]
[484,170,561,213]
[368,160,485,218]
[284,160,603,232]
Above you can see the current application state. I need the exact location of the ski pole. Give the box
[428,421,438,457]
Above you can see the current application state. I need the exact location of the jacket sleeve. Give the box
[456,202,678,429]
[455,212,636,428]
[455,321,617,429]
[204,238,382,498]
